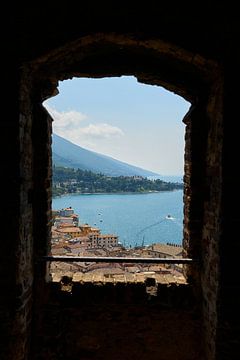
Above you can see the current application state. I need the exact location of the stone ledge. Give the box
[50,271,187,286]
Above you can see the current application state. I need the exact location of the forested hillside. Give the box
[53,166,183,196]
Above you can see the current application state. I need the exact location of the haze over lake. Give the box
[52,190,183,247]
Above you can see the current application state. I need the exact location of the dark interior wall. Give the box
[32,282,202,360]
[25,34,216,360]
[16,1,230,63]
[1,2,238,360]
[216,58,240,359]
[23,34,223,360]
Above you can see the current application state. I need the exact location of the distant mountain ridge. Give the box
[52,133,160,177]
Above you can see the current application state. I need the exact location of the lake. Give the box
[52,190,183,247]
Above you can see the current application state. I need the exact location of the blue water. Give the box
[52,190,183,247]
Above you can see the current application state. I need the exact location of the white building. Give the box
[59,207,74,217]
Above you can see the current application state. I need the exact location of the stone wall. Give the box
[2,3,238,359]
[27,35,223,359]
[31,281,202,360]
[0,72,34,360]
[183,80,224,358]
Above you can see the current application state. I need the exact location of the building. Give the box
[54,214,79,226]
[79,224,100,236]
[52,211,118,250]
[55,226,83,238]
[59,207,74,217]
[54,216,74,226]
[89,234,119,248]
[146,243,183,258]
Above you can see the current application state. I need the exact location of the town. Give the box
[50,207,185,283]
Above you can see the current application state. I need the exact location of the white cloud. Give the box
[79,123,124,138]
[44,104,124,147]
[44,104,87,132]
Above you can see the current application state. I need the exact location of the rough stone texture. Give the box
[32,282,202,360]
[1,2,239,360]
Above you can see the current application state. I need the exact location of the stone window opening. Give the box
[23,35,222,297]
[43,75,193,287]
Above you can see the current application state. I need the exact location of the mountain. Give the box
[52,133,160,177]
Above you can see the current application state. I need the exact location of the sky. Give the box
[44,76,190,176]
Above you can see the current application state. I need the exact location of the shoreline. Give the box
[52,189,182,199]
